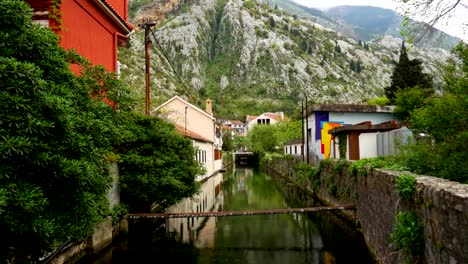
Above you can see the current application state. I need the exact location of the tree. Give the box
[269,16,276,28]
[247,125,279,157]
[0,1,121,260]
[399,0,467,31]
[393,88,428,121]
[364,42,369,51]
[349,60,356,72]
[396,42,468,183]
[246,120,302,157]
[0,0,201,260]
[117,113,202,212]
[356,60,362,73]
[385,41,433,100]
[335,43,342,53]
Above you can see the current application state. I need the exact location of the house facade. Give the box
[246,112,284,134]
[328,121,411,160]
[230,120,246,136]
[284,139,303,157]
[25,0,134,73]
[303,104,397,164]
[155,96,223,181]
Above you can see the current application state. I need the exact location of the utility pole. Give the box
[301,98,305,162]
[305,94,309,164]
[142,20,156,116]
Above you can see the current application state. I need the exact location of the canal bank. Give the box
[265,157,468,264]
[79,164,375,263]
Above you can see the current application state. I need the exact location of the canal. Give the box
[80,165,375,263]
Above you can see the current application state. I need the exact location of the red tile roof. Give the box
[264,113,282,122]
[99,0,134,30]
[175,124,213,143]
[230,120,244,125]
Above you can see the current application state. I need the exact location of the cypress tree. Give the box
[385,41,433,100]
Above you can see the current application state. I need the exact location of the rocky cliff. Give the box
[120,0,451,119]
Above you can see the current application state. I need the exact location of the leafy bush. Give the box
[334,159,349,174]
[391,43,468,183]
[349,157,405,177]
[396,174,417,200]
[0,1,202,260]
[367,96,390,106]
[393,88,428,121]
[243,0,255,9]
[389,212,424,258]
[111,204,129,225]
[117,113,202,212]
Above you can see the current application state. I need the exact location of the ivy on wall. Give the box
[337,133,347,159]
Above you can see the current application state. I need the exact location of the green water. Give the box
[81,166,374,263]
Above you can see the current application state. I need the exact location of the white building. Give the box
[155,96,223,181]
[246,112,285,134]
[302,104,401,163]
[284,139,303,156]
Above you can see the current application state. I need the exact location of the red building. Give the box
[25,0,134,73]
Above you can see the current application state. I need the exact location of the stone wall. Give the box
[265,159,468,264]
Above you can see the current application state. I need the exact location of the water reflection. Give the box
[162,166,327,264]
[81,165,374,264]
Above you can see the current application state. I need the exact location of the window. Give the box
[294,146,297,154]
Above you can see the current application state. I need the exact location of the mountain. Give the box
[265,1,460,50]
[120,0,451,119]
[324,5,461,50]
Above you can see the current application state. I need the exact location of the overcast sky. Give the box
[291,0,467,41]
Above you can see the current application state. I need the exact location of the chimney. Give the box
[205,98,213,115]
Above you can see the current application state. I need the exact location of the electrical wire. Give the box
[149,28,197,101]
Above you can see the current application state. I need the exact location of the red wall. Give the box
[60,0,122,72]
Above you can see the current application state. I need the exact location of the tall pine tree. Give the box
[385,41,433,100]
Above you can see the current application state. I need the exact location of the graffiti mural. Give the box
[320,121,343,158]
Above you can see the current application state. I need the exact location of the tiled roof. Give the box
[230,120,244,125]
[100,0,134,30]
[246,115,258,122]
[175,124,213,143]
[264,113,282,121]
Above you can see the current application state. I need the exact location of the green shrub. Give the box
[349,157,406,177]
[389,212,424,258]
[111,204,128,225]
[396,174,417,200]
[328,183,338,197]
[334,159,349,174]
[243,0,255,9]
[367,96,390,106]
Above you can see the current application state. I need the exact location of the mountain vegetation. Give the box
[265,0,460,50]
[122,0,452,120]
[395,42,468,183]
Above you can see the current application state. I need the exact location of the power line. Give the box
[149,28,196,101]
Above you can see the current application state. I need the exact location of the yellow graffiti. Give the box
[321,122,342,158]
